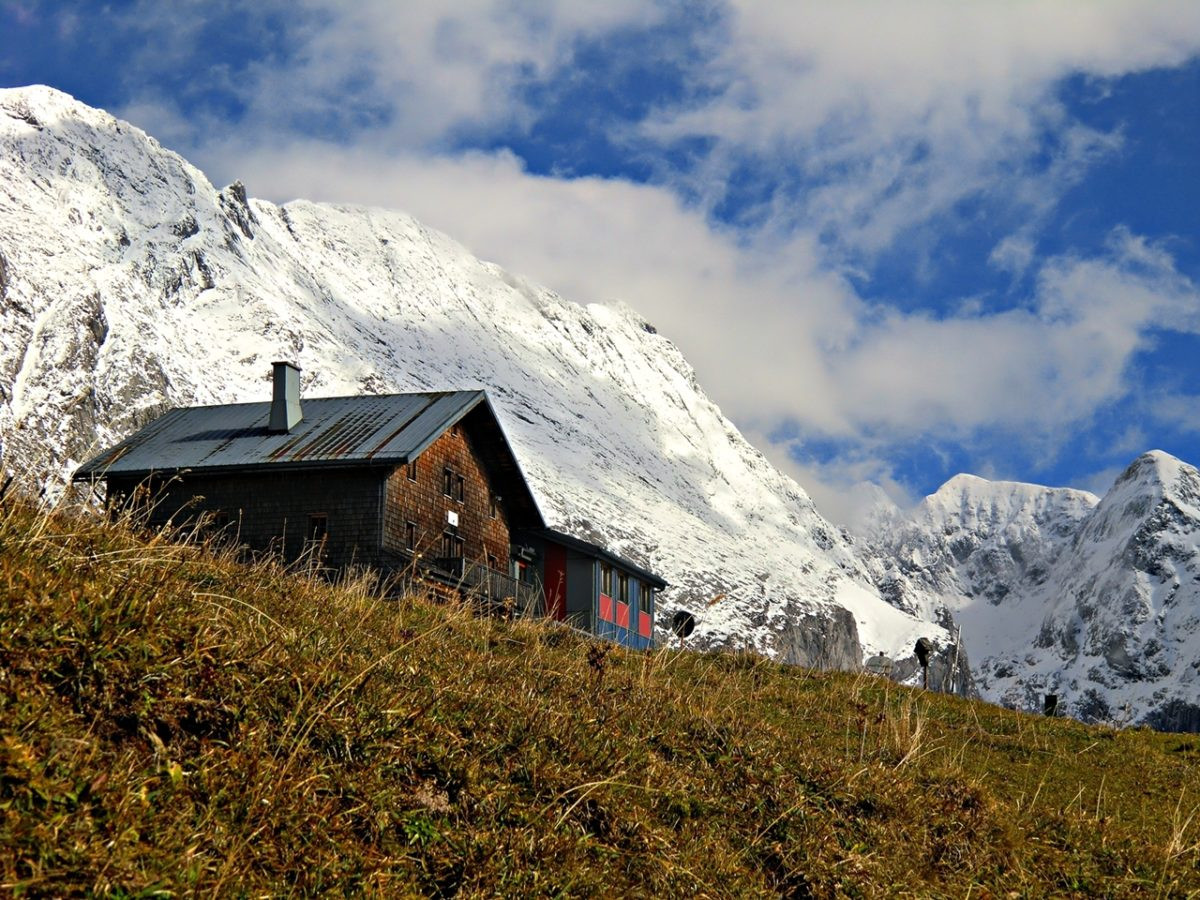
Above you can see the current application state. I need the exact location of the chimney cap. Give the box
[269,360,303,433]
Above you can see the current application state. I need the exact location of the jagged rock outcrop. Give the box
[771,606,862,670]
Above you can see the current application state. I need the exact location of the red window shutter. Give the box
[599,593,613,623]
[638,610,652,638]
[616,601,630,629]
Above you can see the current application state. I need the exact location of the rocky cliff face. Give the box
[0,86,965,679]
[859,452,1200,729]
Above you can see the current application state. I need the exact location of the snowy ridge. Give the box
[1022,451,1200,727]
[0,86,958,673]
[861,453,1200,729]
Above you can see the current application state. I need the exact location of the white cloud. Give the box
[989,235,1036,276]
[647,2,1195,256]
[1079,463,1127,498]
[824,231,1199,437]
[745,428,921,529]
[119,0,666,150]
[115,1,1200,278]
[1150,393,1200,434]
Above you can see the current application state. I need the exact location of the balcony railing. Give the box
[434,557,542,617]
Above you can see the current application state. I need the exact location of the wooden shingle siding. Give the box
[110,469,388,570]
[382,426,511,566]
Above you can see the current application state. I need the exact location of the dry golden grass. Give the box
[1,492,1199,897]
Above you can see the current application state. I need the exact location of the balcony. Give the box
[434,557,542,617]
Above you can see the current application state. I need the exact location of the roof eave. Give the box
[531,527,668,589]
[464,394,547,531]
[73,457,406,482]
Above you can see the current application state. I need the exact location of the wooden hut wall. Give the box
[108,469,387,569]
[381,426,511,567]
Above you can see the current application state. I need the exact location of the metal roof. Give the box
[75,391,488,477]
[530,528,669,589]
[73,390,547,528]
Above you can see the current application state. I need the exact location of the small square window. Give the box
[407,459,418,482]
[405,521,417,551]
[308,514,328,542]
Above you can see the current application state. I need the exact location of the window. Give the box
[442,467,466,502]
[487,553,498,571]
[618,572,629,604]
[489,491,499,519]
[407,459,418,482]
[441,531,464,559]
[405,521,417,551]
[640,585,655,638]
[307,514,328,542]
[601,564,613,597]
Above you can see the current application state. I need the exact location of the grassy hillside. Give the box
[1,496,1198,897]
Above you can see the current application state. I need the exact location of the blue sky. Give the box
[3,1,1200,521]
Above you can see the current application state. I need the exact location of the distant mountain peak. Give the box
[915,471,1099,539]
[2,84,119,136]
[935,471,990,491]
[1113,449,1193,492]
[859,448,1200,730]
[929,470,1097,504]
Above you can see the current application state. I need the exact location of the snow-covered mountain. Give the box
[860,453,1200,730]
[12,86,1199,729]
[0,86,966,680]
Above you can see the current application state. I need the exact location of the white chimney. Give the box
[268,361,302,433]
